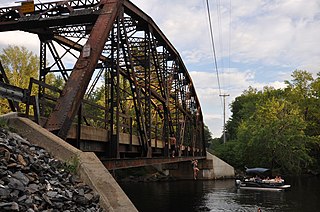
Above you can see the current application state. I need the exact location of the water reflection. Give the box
[119,176,320,212]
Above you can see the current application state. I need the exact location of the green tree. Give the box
[212,70,320,174]
[237,98,312,174]
[203,124,214,148]
[225,86,284,141]
[307,73,320,171]
[225,86,259,141]
[0,45,61,115]
[0,45,39,88]
[311,72,320,98]
[0,45,39,114]
[284,70,315,135]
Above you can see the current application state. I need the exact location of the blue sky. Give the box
[1,0,320,137]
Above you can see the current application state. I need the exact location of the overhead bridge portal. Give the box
[0,0,206,163]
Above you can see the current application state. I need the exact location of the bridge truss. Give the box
[0,0,206,159]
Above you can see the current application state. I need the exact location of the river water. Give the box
[119,176,320,212]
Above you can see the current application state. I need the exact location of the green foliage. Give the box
[213,140,245,170]
[0,45,39,115]
[0,118,8,128]
[210,70,320,175]
[204,124,214,148]
[208,137,223,150]
[305,136,320,171]
[0,101,11,115]
[238,98,311,174]
[0,45,63,116]
[64,156,80,174]
[0,45,39,89]
[285,70,315,135]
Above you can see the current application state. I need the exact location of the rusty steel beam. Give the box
[118,16,149,156]
[102,156,206,170]
[0,81,28,105]
[45,0,123,139]
[52,35,188,118]
[52,35,110,62]
[123,0,203,121]
[123,0,178,58]
[0,0,101,32]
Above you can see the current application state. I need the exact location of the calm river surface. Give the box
[119,176,320,212]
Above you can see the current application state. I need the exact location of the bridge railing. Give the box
[24,78,111,129]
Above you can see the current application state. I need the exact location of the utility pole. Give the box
[220,94,229,144]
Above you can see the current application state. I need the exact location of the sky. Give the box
[0,0,320,138]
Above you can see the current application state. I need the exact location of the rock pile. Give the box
[0,127,105,212]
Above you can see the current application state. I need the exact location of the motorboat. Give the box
[235,167,291,191]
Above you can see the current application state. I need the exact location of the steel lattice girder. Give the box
[43,0,123,140]
[0,0,206,157]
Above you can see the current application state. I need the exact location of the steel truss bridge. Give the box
[0,0,206,164]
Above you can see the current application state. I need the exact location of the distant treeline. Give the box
[207,70,320,175]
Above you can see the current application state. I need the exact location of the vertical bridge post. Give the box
[45,0,123,139]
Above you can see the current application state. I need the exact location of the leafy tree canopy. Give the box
[211,70,320,175]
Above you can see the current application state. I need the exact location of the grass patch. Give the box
[64,155,80,174]
[0,118,8,129]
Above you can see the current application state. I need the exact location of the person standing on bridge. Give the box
[170,136,176,158]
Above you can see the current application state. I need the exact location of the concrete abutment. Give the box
[162,152,235,180]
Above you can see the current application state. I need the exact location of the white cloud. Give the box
[0,1,18,7]
[0,32,39,54]
[132,0,320,78]
[203,114,224,137]
[229,0,320,73]
[189,68,287,136]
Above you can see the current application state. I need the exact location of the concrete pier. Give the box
[163,152,235,180]
[202,152,235,179]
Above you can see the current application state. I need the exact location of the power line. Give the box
[206,0,232,140]
[228,0,232,74]
[215,0,225,84]
[205,0,222,98]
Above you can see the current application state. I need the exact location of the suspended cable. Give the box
[228,0,232,85]
[206,0,231,139]
[215,0,225,81]
[205,0,222,98]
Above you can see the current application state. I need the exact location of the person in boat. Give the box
[254,175,262,183]
[275,176,283,183]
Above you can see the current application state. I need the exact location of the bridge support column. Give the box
[161,152,235,180]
